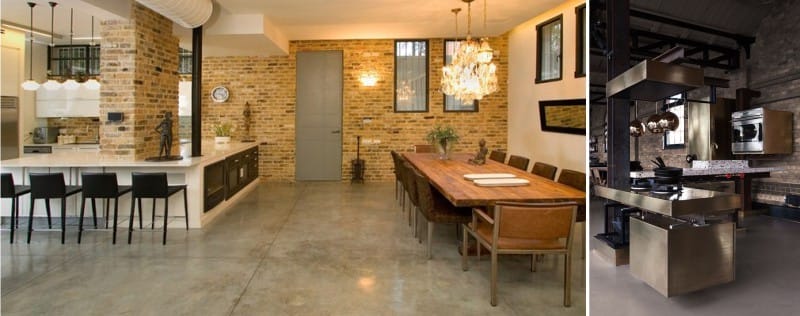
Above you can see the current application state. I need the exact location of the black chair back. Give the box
[507,155,531,171]
[81,173,120,198]
[29,173,66,198]
[532,162,558,180]
[131,172,168,198]
[489,151,507,163]
[1,173,14,197]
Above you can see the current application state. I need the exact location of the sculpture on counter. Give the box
[146,111,182,161]
[469,139,489,165]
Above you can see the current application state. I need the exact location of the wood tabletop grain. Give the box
[403,153,586,207]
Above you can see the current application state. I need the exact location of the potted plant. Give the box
[426,125,460,159]
[213,122,233,144]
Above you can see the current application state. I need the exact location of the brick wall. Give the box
[746,0,800,201]
[99,3,178,159]
[46,118,100,143]
[201,37,509,182]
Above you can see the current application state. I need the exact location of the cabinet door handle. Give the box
[331,130,341,134]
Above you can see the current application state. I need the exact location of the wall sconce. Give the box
[359,70,379,87]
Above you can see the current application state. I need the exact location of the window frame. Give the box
[535,14,563,84]
[442,39,479,112]
[47,45,100,77]
[575,5,586,78]
[394,39,430,113]
[663,94,686,149]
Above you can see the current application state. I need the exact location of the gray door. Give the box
[296,51,343,180]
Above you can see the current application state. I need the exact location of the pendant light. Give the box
[62,8,80,90]
[42,1,61,90]
[629,102,645,137]
[645,105,664,134]
[83,16,100,90]
[21,2,40,91]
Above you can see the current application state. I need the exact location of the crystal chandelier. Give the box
[396,80,414,101]
[441,0,498,103]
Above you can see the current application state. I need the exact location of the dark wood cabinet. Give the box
[204,160,226,212]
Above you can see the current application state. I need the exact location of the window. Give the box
[179,48,193,74]
[394,40,429,112]
[443,40,478,112]
[575,5,585,77]
[48,45,100,77]
[536,15,563,83]
[664,94,685,148]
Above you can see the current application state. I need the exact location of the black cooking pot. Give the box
[653,167,682,185]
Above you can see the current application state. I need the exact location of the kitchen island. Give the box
[595,186,741,297]
[0,142,260,228]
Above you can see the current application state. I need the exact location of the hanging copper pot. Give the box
[659,110,680,131]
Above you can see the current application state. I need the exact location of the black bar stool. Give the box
[78,173,132,244]
[128,172,188,245]
[28,173,82,244]
[1,173,31,244]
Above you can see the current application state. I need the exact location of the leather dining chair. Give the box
[489,150,507,163]
[1,173,31,244]
[507,155,530,171]
[128,172,188,245]
[462,201,578,307]
[399,161,419,235]
[79,173,132,244]
[390,151,404,206]
[532,162,558,180]
[557,169,587,257]
[412,167,471,259]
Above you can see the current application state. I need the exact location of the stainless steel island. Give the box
[595,186,741,297]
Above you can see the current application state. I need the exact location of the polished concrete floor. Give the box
[2,182,585,315]
[589,197,800,315]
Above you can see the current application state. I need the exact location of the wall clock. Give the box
[211,86,229,103]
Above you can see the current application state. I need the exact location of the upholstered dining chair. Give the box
[1,173,30,244]
[489,150,507,163]
[507,155,530,171]
[462,201,578,307]
[390,151,404,206]
[399,161,419,235]
[412,168,471,259]
[557,169,587,257]
[531,162,558,180]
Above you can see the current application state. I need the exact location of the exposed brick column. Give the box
[99,3,178,159]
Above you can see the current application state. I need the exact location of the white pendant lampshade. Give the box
[21,80,40,91]
[84,78,101,90]
[135,0,213,28]
[62,79,80,90]
[43,79,62,90]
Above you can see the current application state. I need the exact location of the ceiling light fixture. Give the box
[440,0,498,103]
[42,1,61,90]
[83,16,100,90]
[21,2,41,91]
[62,8,80,90]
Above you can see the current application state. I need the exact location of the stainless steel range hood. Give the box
[606,60,704,101]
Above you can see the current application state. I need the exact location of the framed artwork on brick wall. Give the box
[539,99,586,135]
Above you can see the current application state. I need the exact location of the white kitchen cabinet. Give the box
[36,85,100,117]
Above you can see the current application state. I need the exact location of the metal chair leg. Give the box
[162,197,169,245]
[27,196,34,244]
[91,198,98,228]
[151,198,156,229]
[78,197,86,244]
[564,252,572,307]
[60,198,66,244]
[9,197,16,244]
[427,221,433,259]
[128,197,135,244]
[137,198,143,229]
[45,199,52,229]
[490,249,498,306]
[112,198,119,244]
[183,188,189,230]
[461,225,469,271]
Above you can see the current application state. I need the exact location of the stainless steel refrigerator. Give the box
[1,96,20,160]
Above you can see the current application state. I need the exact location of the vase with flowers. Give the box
[213,122,233,144]
[426,125,459,160]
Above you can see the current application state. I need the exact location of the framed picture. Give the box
[539,99,586,135]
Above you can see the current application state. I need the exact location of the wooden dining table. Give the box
[402,153,585,208]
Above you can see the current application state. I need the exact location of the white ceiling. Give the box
[2,0,565,56]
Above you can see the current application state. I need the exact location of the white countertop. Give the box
[631,167,778,178]
[2,142,259,168]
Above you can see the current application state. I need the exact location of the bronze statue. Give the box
[469,139,489,165]
[155,111,174,158]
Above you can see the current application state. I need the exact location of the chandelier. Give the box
[396,80,415,101]
[441,0,498,103]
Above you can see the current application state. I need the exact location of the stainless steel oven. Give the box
[731,107,793,154]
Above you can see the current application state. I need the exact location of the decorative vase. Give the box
[215,136,231,144]
[435,139,453,160]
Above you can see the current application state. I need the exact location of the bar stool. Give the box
[78,173,132,244]
[1,173,31,244]
[128,172,188,245]
[28,173,82,244]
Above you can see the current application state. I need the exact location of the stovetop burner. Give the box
[651,184,682,194]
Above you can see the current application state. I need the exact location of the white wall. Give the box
[507,0,586,176]
[1,29,47,152]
